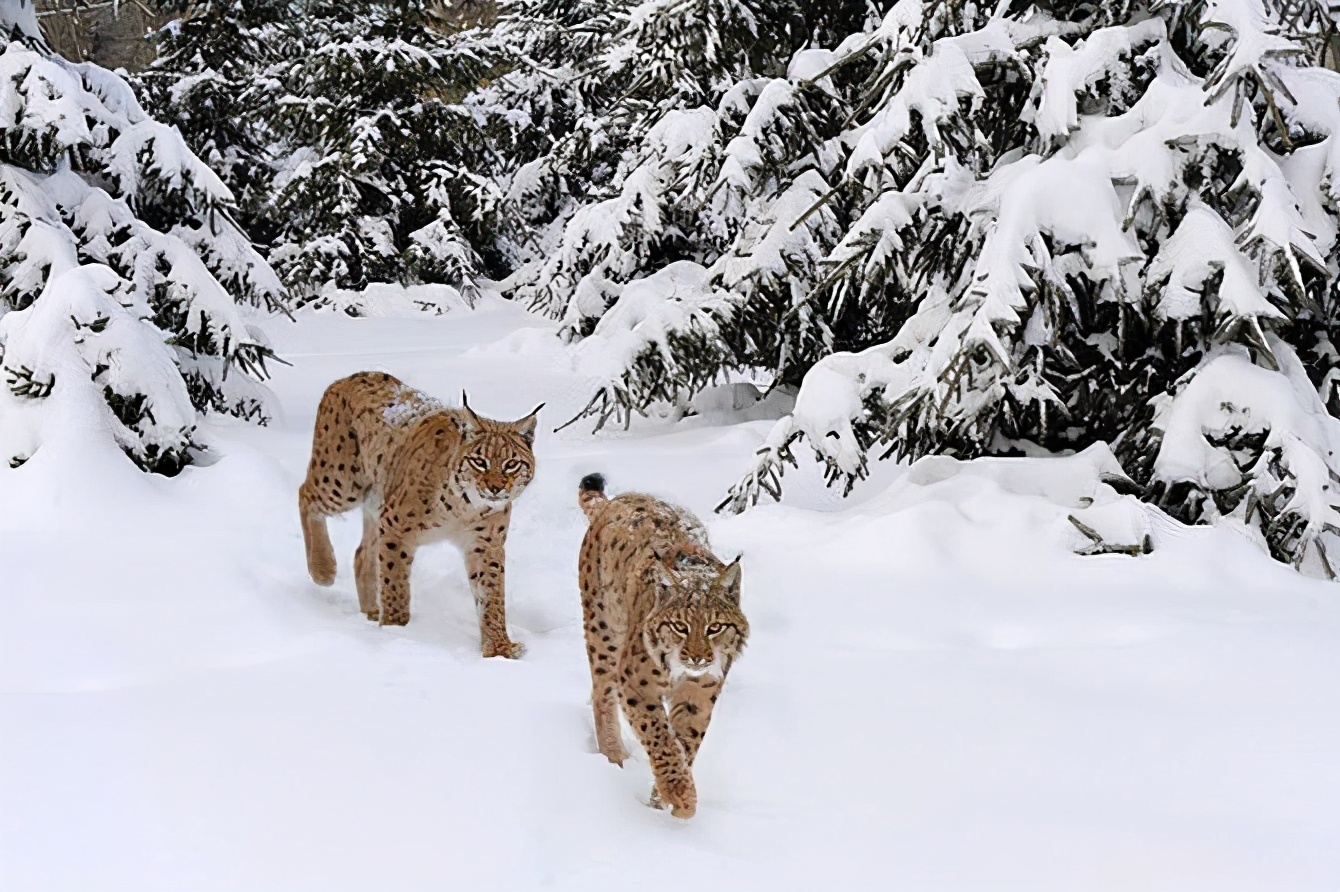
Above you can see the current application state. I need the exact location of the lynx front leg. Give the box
[590,677,627,767]
[353,507,379,620]
[375,515,416,626]
[465,509,523,659]
[668,675,723,768]
[619,644,695,818]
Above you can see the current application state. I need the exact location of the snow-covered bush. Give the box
[503,0,1340,576]
[136,0,510,304]
[1146,340,1340,574]
[0,0,284,474]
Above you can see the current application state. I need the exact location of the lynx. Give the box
[576,473,749,818]
[298,371,541,658]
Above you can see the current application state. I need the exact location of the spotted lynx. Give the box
[576,474,749,818]
[298,371,541,658]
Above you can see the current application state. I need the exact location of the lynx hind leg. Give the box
[299,482,339,586]
[353,507,380,620]
[374,506,417,627]
[591,679,626,766]
[580,541,627,764]
[298,381,369,585]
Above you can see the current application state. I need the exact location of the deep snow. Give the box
[2,294,1337,891]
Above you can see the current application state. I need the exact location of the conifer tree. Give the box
[0,0,285,474]
[134,0,287,244]
[490,0,872,329]
[265,1,507,301]
[506,0,1340,576]
[137,0,509,304]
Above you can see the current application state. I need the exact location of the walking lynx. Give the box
[298,371,541,658]
[576,473,749,818]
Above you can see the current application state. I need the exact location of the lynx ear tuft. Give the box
[515,403,544,443]
[454,391,480,437]
[460,390,481,420]
[717,556,742,603]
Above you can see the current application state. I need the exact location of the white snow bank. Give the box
[900,444,1152,555]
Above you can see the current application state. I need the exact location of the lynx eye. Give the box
[502,458,524,474]
[706,623,724,636]
[668,621,689,635]
[466,455,489,471]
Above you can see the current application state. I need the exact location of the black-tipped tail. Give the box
[578,473,608,521]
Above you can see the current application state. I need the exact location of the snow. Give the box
[106,119,234,206]
[786,48,836,83]
[1031,20,1166,145]
[1147,202,1283,322]
[717,78,800,196]
[722,10,1338,556]
[944,152,1144,366]
[712,169,839,295]
[318,282,472,318]
[0,32,286,468]
[845,37,987,183]
[0,0,41,44]
[3,293,1336,890]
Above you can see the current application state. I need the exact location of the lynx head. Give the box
[645,555,749,678]
[454,393,542,509]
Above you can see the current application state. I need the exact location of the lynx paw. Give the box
[482,638,525,659]
[652,779,696,819]
[599,744,628,767]
[308,558,336,587]
[379,611,410,627]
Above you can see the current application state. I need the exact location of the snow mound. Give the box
[888,443,1154,557]
[316,283,471,317]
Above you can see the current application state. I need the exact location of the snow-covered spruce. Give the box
[486,0,871,326]
[513,0,1340,576]
[136,1,512,305]
[132,0,289,247]
[0,0,284,474]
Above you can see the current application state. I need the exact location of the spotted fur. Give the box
[298,371,541,658]
[576,473,749,818]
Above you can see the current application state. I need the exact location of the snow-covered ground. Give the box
[2,295,1337,891]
